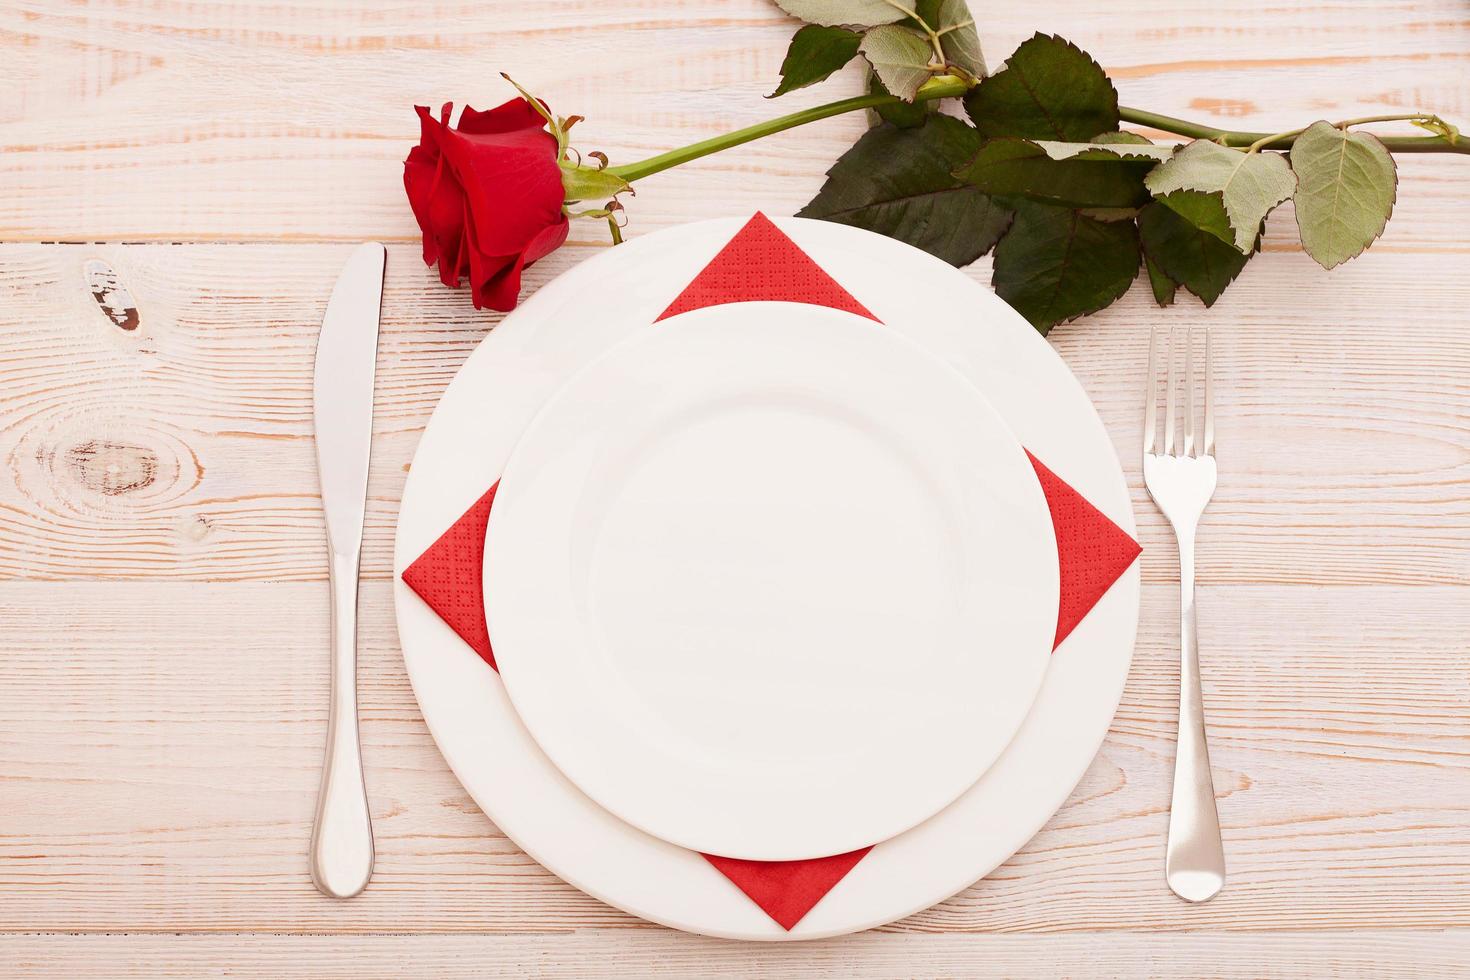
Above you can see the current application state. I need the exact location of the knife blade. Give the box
[309,241,385,899]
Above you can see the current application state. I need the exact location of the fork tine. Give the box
[1203,328,1215,456]
[1164,328,1177,455]
[1183,328,1196,457]
[1143,328,1158,455]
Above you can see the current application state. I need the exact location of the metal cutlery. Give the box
[1143,326,1226,903]
[309,242,386,899]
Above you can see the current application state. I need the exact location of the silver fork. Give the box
[1144,327,1225,903]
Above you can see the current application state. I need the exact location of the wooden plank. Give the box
[0,0,1467,242]
[0,580,1466,933]
[4,930,1470,979]
[1,243,1466,587]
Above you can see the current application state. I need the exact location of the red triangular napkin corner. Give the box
[402,484,499,670]
[703,847,873,931]
[656,212,878,323]
[1025,452,1141,649]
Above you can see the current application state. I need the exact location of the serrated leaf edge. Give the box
[1143,140,1296,254]
[970,32,1122,141]
[1290,123,1398,270]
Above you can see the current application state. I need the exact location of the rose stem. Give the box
[1118,106,1470,154]
[604,85,1467,186]
[605,76,970,183]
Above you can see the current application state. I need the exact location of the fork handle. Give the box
[309,547,375,899]
[1165,531,1226,902]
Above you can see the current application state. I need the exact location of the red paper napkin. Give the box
[402,213,1140,930]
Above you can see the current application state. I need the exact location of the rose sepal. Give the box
[559,160,633,204]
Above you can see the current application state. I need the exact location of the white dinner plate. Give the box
[393,216,1140,940]
[484,302,1059,861]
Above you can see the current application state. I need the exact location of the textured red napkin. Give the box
[402,213,1140,930]
[656,212,879,324]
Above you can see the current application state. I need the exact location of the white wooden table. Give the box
[2,1,1468,976]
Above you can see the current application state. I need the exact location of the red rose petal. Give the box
[458,97,550,136]
[402,98,568,313]
[440,127,565,253]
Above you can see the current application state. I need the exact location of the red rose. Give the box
[404,100,569,311]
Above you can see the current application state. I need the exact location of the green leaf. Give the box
[769,25,863,97]
[772,0,907,27]
[1149,189,1235,244]
[954,137,1157,208]
[869,70,930,128]
[964,34,1119,141]
[991,200,1141,333]
[859,24,934,101]
[1289,120,1398,270]
[918,0,985,78]
[1032,140,1172,162]
[1138,200,1252,306]
[1091,131,1154,146]
[1081,207,1141,222]
[799,115,1013,266]
[1144,255,1178,307]
[1144,139,1295,254]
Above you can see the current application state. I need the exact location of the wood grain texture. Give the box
[0,581,1467,934]
[0,0,1467,247]
[2,0,1469,975]
[4,931,1470,979]
[0,242,1466,586]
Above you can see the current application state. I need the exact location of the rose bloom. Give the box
[403,100,569,311]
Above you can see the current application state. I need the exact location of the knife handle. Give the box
[310,547,375,898]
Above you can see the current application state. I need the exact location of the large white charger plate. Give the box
[393,216,1140,940]
[483,302,1060,861]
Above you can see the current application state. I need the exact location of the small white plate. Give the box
[484,302,1059,861]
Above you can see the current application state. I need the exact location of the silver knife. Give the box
[309,242,385,899]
